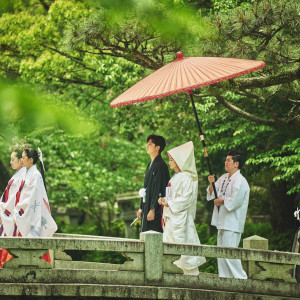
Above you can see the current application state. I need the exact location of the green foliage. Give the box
[242,222,294,251]
[67,0,215,68]
[0,0,298,240]
[21,130,147,228]
[212,0,253,12]
[0,81,97,139]
[247,138,300,194]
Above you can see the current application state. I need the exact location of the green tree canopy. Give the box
[0,0,299,234]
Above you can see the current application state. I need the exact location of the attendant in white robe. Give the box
[13,148,57,238]
[0,149,26,237]
[0,148,26,267]
[207,149,249,279]
[158,141,206,275]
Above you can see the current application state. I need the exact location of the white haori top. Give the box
[13,165,57,237]
[0,167,26,237]
[206,170,250,233]
[163,172,198,238]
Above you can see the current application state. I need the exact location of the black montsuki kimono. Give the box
[140,154,170,233]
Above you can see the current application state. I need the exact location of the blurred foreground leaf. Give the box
[0,81,97,138]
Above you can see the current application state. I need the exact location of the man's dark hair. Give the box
[227,149,243,169]
[147,134,166,154]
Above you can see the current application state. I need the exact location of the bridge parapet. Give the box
[0,232,299,299]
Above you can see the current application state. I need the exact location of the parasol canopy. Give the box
[110,52,265,108]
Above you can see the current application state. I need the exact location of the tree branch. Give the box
[54,76,105,88]
[215,95,278,126]
[41,44,96,72]
[236,90,281,122]
[229,67,300,90]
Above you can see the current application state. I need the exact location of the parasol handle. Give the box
[188,91,218,199]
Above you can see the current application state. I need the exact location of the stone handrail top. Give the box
[1,234,299,265]
[0,236,144,252]
[54,232,137,241]
[164,242,300,265]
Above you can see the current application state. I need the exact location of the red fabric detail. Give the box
[2,179,14,203]
[13,225,22,237]
[20,209,24,215]
[41,251,51,264]
[161,206,165,228]
[13,226,17,237]
[15,180,25,206]
[43,198,51,213]
[4,209,11,215]
[0,249,13,268]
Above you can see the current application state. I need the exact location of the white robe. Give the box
[206,170,250,233]
[0,167,26,237]
[163,172,206,274]
[13,165,57,237]
[207,169,249,279]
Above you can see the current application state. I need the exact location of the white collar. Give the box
[26,164,37,176]
[228,169,240,180]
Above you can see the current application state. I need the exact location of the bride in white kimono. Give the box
[158,141,206,275]
[13,148,57,238]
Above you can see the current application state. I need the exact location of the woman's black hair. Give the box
[12,149,23,159]
[24,148,46,189]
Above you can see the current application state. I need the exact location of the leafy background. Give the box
[0,0,299,271]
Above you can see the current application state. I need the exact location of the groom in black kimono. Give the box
[137,135,170,233]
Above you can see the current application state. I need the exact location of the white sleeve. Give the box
[14,174,42,237]
[206,175,224,201]
[168,176,194,214]
[224,178,248,212]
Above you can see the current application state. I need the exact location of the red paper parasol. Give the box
[110,52,265,198]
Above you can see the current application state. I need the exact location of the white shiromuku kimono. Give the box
[207,169,249,279]
[163,141,206,275]
[0,167,26,237]
[13,165,57,237]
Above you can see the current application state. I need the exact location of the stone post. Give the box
[243,235,268,278]
[140,231,163,286]
[243,235,296,282]
[243,235,269,250]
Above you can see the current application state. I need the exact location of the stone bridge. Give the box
[0,232,299,299]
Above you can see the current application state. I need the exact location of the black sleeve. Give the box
[149,163,169,210]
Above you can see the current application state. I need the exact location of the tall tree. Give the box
[0,0,298,234]
[64,0,299,233]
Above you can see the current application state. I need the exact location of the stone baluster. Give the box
[140,231,163,285]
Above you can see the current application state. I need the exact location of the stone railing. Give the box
[0,232,299,299]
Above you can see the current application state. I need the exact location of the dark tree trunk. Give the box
[270,180,296,234]
[0,158,10,193]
